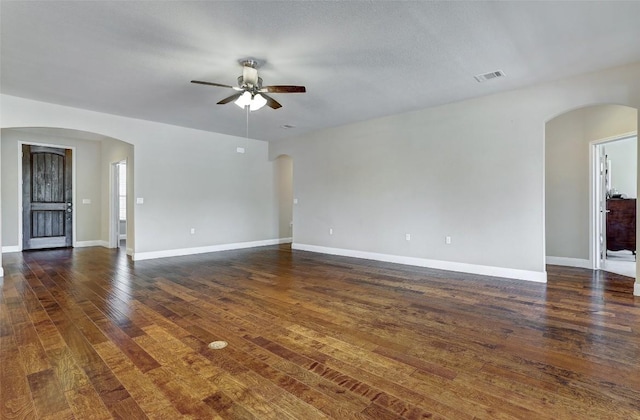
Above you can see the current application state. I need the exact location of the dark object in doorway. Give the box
[606,198,636,254]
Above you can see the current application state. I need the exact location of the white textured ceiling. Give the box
[2,1,640,142]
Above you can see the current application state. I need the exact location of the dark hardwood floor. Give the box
[1,244,639,419]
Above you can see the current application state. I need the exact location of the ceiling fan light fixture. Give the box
[250,93,267,111]
[235,91,252,108]
[192,59,305,111]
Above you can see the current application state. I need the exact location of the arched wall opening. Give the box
[544,104,638,285]
[1,127,135,255]
[274,154,294,243]
[1,94,284,265]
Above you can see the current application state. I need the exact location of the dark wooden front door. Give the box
[22,145,73,250]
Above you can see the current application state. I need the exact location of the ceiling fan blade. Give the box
[217,92,243,105]
[261,85,306,93]
[191,80,237,89]
[261,93,282,109]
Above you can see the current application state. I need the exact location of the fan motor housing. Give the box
[238,76,263,91]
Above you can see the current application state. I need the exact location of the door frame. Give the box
[589,132,637,269]
[109,159,127,249]
[18,141,77,251]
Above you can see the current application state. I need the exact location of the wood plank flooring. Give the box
[1,244,639,419]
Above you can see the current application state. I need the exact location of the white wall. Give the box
[606,137,637,198]
[0,95,280,261]
[271,62,640,281]
[545,105,637,260]
[3,62,640,290]
[1,128,103,247]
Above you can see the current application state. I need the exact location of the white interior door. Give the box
[597,146,609,267]
[110,162,120,248]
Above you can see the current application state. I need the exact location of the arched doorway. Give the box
[1,127,134,255]
[545,104,638,282]
[274,154,294,243]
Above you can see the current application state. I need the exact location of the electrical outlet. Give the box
[190,228,196,235]
[446,236,452,244]
[405,233,411,241]
[329,228,333,235]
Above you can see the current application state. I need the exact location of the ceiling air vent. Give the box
[474,70,506,83]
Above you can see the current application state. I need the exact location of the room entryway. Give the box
[275,155,294,243]
[592,136,637,278]
[21,144,73,250]
[110,160,128,250]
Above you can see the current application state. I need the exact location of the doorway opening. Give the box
[545,104,638,288]
[275,155,294,244]
[592,135,637,278]
[21,144,74,250]
[110,160,127,250]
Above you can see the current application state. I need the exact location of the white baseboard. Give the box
[75,240,109,248]
[2,246,20,253]
[126,248,134,256]
[293,243,547,283]
[132,237,291,261]
[546,256,592,269]
[634,282,640,296]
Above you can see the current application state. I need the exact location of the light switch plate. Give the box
[82,198,91,204]
[136,197,144,204]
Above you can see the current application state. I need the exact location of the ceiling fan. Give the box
[191,59,306,111]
